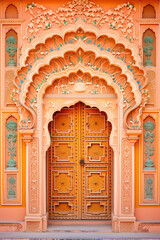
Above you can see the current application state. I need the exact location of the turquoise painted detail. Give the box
[6,36,17,67]
[143,36,154,66]
[144,120,155,170]
[6,120,17,169]
[27,3,35,8]
[45,22,51,29]
[145,178,153,200]
[8,177,16,199]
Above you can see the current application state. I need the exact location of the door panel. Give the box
[48,102,112,219]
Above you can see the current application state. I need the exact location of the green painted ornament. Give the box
[145,178,153,200]
[6,36,17,67]
[8,177,16,199]
[6,120,17,170]
[144,121,155,170]
[143,36,153,67]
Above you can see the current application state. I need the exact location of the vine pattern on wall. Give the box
[145,177,153,200]
[6,36,17,67]
[29,138,39,213]
[121,138,132,214]
[24,1,137,42]
[143,36,154,67]
[12,47,148,129]
[8,177,16,199]
[143,120,155,170]
[6,119,17,169]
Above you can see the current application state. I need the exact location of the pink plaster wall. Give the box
[0,208,26,221]
[135,208,160,221]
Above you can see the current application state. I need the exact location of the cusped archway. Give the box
[13,21,148,131]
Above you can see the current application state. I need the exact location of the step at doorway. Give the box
[47,220,113,233]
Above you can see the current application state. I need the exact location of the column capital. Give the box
[19,129,34,143]
[126,129,142,144]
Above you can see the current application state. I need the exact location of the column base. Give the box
[112,216,136,232]
[25,214,48,232]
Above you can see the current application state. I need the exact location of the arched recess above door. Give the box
[13,9,148,130]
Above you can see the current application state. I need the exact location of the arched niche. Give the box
[142,5,156,19]
[5,29,17,67]
[5,4,18,19]
[143,29,156,67]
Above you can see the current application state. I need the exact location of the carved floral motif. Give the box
[143,36,154,66]
[121,138,132,214]
[13,49,146,129]
[8,177,16,199]
[24,1,137,42]
[6,120,17,169]
[11,1,148,131]
[143,120,155,170]
[6,36,17,67]
[29,138,39,213]
[145,178,153,200]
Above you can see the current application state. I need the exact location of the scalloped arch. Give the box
[17,47,141,129]
[20,43,141,106]
[20,19,142,68]
[13,19,148,130]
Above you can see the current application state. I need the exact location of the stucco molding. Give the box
[17,44,142,130]
[20,19,142,68]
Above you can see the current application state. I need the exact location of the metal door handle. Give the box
[80,159,85,166]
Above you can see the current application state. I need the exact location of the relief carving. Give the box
[143,36,154,66]
[0,223,24,232]
[143,120,155,170]
[24,1,137,42]
[6,36,17,67]
[29,138,39,213]
[146,70,156,105]
[8,177,16,199]
[145,177,153,200]
[6,118,18,170]
[121,138,132,214]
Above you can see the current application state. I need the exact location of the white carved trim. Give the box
[20,19,142,68]
[20,42,141,108]
[20,46,141,112]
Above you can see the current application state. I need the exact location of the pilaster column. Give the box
[127,130,142,220]
[20,129,45,232]
[21,132,33,216]
[114,130,142,232]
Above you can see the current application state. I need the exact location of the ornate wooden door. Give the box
[48,102,112,219]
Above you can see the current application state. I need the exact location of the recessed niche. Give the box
[5,4,18,19]
[142,5,156,19]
